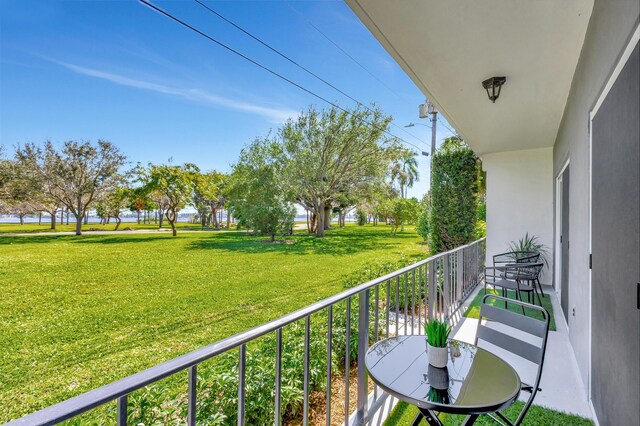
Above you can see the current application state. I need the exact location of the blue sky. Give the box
[0,0,455,199]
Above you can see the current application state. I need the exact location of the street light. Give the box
[404,122,432,129]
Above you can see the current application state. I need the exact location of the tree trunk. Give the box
[19,214,25,225]
[270,232,275,243]
[306,210,310,233]
[219,210,223,227]
[50,212,57,230]
[66,210,70,225]
[84,212,89,225]
[211,208,219,230]
[201,214,206,230]
[159,209,164,228]
[114,217,121,230]
[167,209,177,236]
[60,209,64,225]
[315,207,325,237]
[137,210,141,224]
[75,212,83,235]
[38,212,42,225]
[323,205,331,230]
[226,210,231,228]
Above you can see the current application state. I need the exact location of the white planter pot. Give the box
[427,343,449,368]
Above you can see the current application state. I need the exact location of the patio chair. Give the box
[475,294,550,426]
[484,263,544,311]
[500,251,544,296]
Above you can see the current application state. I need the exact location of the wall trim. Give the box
[590,24,640,120]
[554,158,570,320]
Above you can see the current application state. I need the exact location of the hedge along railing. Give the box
[6,238,486,426]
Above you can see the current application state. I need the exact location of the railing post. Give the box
[475,240,480,283]
[303,316,311,426]
[188,365,197,426]
[443,253,450,320]
[275,328,282,426]
[325,307,332,426]
[428,260,436,320]
[238,344,246,426]
[116,395,127,426]
[457,249,464,301]
[356,289,370,424]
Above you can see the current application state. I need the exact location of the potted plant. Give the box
[508,232,549,268]
[425,318,451,368]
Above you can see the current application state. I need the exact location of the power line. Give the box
[285,1,409,102]
[193,0,426,146]
[437,116,457,135]
[138,0,423,151]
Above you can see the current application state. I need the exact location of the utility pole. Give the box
[419,98,438,159]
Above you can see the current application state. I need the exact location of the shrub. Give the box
[429,137,480,252]
[416,194,430,242]
[355,209,367,226]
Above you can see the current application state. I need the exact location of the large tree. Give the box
[390,146,419,199]
[13,144,61,229]
[192,170,221,230]
[104,187,130,230]
[227,138,295,242]
[0,159,36,225]
[380,197,419,235]
[280,105,393,237]
[15,140,126,235]
[143,163,197,236]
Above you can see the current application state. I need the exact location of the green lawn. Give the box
[384,401,593,425]
[464,288,557,331]
[0,224,425,422]
[0,220,214,233]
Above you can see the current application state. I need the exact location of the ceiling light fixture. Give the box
[482,76,506,103]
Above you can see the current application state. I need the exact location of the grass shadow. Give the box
[187,227,419,256]
[0,234,172,246]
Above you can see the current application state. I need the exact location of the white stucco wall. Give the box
[482,147,554,285]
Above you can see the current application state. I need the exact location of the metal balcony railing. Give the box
[6,238,486,426]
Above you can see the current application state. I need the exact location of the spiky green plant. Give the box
[424,319,451,348]
[508,232,549,268]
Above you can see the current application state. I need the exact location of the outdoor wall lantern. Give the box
[482,76,506,103]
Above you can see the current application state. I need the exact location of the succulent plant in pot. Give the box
[425,318,451,368]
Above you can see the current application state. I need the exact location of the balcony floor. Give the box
[451,285,593,419]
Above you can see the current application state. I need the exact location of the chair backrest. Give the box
[492,251,538,266]
[474,294,550,425]
[514,262,544,281]
[515,253,540,264]
[474,294,550,380]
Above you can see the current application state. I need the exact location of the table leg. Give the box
[460,414,478,425]
[410,412,424,426]
[416,408,444,426]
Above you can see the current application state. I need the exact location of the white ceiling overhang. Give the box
[345,0,593,155]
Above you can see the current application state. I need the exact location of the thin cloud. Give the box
[50,59,298,123]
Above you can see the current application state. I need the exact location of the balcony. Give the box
[6,238,595,426]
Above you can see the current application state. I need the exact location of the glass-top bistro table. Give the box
[365,335,521,426]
